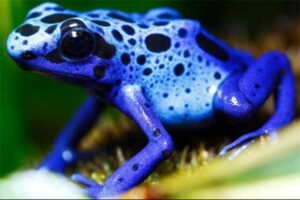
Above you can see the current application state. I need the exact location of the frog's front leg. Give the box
[215,51,295,155]
[38,96,103,172]
[74,85,174,198]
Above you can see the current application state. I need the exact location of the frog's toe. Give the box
[72,173,103,198]
[72,173,100,187]
[219,140,254,158]
[219,131,262,157]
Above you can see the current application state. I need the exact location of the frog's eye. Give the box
[59,28,95,61]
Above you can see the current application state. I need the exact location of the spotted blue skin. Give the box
[7,3,296,199]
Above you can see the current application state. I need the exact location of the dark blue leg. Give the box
[38,96,103,172]
[215,51,295,156]
[73,85,174,198]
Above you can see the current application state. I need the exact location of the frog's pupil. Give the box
[60,29,94,61]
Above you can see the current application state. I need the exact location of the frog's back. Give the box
[105,14,244,128]
[11,3,246,128]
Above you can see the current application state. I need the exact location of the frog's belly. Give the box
[145,81,220,128]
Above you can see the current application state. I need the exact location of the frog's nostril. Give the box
[21,51,37,60]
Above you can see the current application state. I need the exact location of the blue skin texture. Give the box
[7,3,296,198]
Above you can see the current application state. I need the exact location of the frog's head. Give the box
[7,3,119,86]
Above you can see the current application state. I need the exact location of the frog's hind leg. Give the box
[38,96,103,172]
[214,51,295,156]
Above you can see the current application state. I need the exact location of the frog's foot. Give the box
[219,133,258,157]
[219,130,278,157]
[38,149,78,173]
[72,173,103,199]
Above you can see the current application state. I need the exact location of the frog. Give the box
[6,2,295,199]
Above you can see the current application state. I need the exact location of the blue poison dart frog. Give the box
[7,3,296,199]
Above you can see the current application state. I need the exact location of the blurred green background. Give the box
[0,0,299,177]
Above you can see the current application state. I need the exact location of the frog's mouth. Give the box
[45,72,91,85]
[13,63,92,91]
